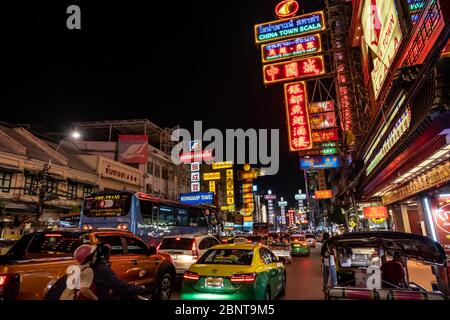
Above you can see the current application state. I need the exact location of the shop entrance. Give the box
[407,209,423,235]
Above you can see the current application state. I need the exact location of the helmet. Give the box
[74,244,97,264]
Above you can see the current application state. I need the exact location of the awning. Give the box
[0,164,22,173]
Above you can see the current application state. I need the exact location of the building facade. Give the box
[336,0,450,254]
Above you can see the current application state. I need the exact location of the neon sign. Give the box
[275,0,300,19]
[263,55,325,85]
[254,11,326,44]
[261,34,322,63]
[300,156,341,169]
[311,128,339,143]
[284,81,313,151]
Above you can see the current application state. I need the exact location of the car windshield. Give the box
[5,233,84,259]
[159,238,193,250]
[198,249,254,265]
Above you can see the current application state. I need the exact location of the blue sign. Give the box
[180,192,214,205]
[300,156,341,169]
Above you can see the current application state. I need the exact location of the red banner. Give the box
[284,81,313,151]
[263,56,326,85]
[118,135,149,164]
[363,206,388,219]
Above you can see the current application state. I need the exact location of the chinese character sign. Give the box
[263,56,325,85]
[284,81,313,151]
[311,128,339,142]
[261,34,322,63]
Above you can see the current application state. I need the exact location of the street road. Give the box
[171,247,324,300]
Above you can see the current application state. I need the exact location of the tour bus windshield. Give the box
[83,193,132,217]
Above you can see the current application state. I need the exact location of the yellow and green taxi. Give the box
[290,234,310,256]
[180,243,286,300]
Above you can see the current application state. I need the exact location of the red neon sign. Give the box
[312,128,339,143]
[275,0,300,19]
[363,206,388,219]
[263,56,325,85]
[180,150,214,164]
[261,34,322,63]
[284,81,313,151]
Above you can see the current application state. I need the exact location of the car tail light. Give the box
[192,240,198,260]
[0,275,7,286]
[117,223,128,230]
[183,271,200,280]
[230,273,257,283]
[82,224,93,230]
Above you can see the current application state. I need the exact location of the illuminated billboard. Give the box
[263,55,325,85]
[310,100,334,113]
[118,135,149,164]
[300,156,341,169]
[284,81,313,151]
[362,0,403,99]
[314,190,333,199]
[254,11,326,44]
[312,129,339,143]
[363,206,388,219]
[261,34,322,63]
[310,112,337,130]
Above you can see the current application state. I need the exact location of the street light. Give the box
[35,131,82,228]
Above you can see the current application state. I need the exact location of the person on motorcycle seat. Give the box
[91,243,146,300]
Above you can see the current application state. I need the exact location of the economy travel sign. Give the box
[261,34,322,63]
[254,11,326,44]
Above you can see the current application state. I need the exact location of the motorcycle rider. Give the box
[91,243,146,300]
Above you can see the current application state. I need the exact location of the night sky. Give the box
[1,0,324,205]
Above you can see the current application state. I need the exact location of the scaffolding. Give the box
[325,0,369,154]
[71,119,179,154]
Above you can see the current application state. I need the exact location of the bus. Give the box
[252,222,269,236]
[79,191,218,246]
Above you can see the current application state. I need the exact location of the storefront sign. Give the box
[221,205,235,211]
[263,56,326,85]
[180,192,214,205]
[434,196,450,254]
[261,34,322,63]
[300,156,341,169]
[191,182,200,192]
[275,0,299,19]
[314,190,333,199]
[191,172,201,182]
[366,108,411,176]
[312,129,339,143]
[180,150,214,163]
[265,194,277,200]
[295,193,307,200]
[363,206,388,219]
[382,161,450,205]
[284,81,313,151]
[361,0,403,99]
[209,181,216,193]
[288,209,295,226]
[190,162,200,172]
[103,162,140,186]
[212,161,233,169]
[278,201,288,207]
[203,172,221,180]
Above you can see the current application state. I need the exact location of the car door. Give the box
[267,249,284,295]
[124,236,157,287]
[259,248,279,299]
[95,234,129,281]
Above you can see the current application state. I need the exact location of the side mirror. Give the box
[148,246,157,256]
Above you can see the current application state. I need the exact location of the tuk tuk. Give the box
[321,231,449,300]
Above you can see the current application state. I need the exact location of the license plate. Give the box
[206,277,223,287]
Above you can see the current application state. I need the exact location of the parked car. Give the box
[157,234,221,276]
[181,243,286,300]
[0,229,176,300]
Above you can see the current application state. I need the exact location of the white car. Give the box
[157,234,221,275]
[304,234,316,247]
